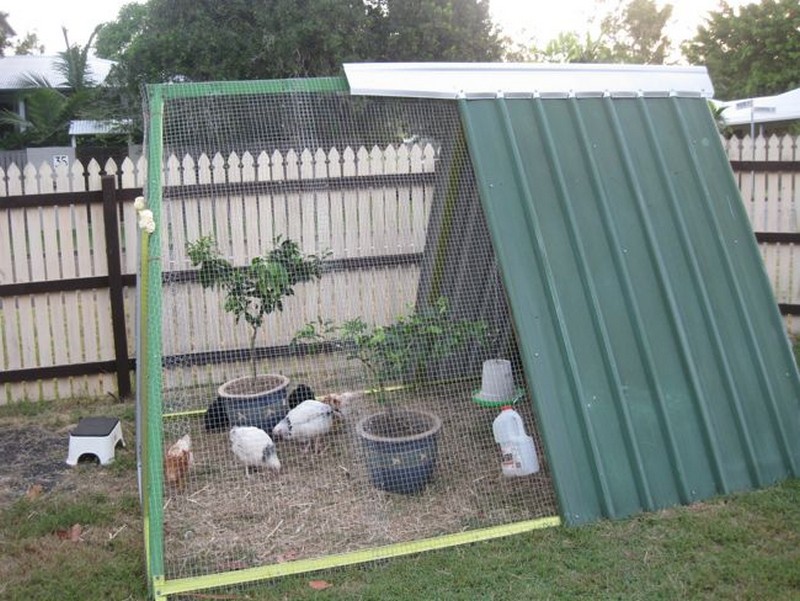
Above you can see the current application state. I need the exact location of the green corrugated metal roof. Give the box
[458,95,800,525]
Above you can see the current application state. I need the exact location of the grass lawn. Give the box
[1,341,798,600]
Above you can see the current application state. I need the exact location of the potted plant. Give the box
[186,235,327,431]
[294,297,486,494]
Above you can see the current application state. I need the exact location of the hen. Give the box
[272,399,339,453]
[203,396,229,432]
[229,426,281,475]
[164,433,193,489]
[287,384,316,410]
[319,391,361,418]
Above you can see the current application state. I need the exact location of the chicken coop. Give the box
[138,64,800,600]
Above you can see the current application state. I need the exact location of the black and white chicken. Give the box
[229,426,281,475]
[272,399,339,453]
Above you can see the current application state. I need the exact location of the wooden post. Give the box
[102,175,132,399]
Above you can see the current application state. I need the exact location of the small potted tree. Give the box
[295,297,486,494]
[187,235,327,431]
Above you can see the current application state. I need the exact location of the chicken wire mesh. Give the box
[139,78,559,599]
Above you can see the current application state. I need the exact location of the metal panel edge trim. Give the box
[344,63,714,99]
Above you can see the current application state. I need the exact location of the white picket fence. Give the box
[0,135,797,403]
[0,145,436,402]
[721,134,799,321]
[157,145,437,394]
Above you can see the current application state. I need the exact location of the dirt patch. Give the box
[0,406,137,509]
[0,424,73,505]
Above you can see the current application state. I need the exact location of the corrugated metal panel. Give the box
[69,119,132,136]
[458,95,800,525]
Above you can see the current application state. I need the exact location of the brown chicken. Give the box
[164,433,193,490]
[319,391,362,418]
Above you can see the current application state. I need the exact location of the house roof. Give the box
[0,54,115,90]
[715,87,800,126]
[69,119,132,136]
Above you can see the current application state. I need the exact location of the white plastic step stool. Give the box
[66,417,125,466]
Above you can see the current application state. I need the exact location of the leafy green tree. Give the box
[683,0,800,100]
[530,32,609,63]
[93,2,148,61]
[600,0,673,63]
[96,0,503,85]
[0,12,12,56]
[1,12,43,55]
[364,0,503,62]
[96,0,373,117]
[13,32,44,55]
[94,0,504,137]
[526,0,673,64]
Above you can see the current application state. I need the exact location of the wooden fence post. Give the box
[102,175,132,399]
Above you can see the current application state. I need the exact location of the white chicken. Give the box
[229,426,281,475]
[272,399,339,453]
[164,433,194,490]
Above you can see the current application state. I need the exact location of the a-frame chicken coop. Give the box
[137,64,800,599]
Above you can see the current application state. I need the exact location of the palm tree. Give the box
[55,26,101,91]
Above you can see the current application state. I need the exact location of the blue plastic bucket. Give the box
[218,374,289,432]
[356,409,442,494]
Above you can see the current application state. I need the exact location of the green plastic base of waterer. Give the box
[471,387,524,408]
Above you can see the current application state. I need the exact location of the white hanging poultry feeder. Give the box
[472,359,524,408]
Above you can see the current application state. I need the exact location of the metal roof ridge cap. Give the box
[343,62,714,100]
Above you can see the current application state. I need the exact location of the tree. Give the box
[95,0,504,86]
[13,32,44,55]
[683,0,800,100]
[96,0,374,111]
[530,32,609,63]
[364,0,503,62]
[0,12,12,55]
[0,12,44,55]
[525,0,673,64]
[600,0,673,64]
[93,2,148,61]
[94,0,504,138]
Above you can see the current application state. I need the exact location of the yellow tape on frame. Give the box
[156,515,561,598]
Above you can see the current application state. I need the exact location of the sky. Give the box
[5,0,754,58]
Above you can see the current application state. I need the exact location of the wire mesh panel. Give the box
[140,79,558,599]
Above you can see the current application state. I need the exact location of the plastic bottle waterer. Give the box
[492,406,540,477]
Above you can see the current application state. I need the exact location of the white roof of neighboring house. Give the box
[69,119,132,136]
[715,88,800,126]
[0,55,115,89]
